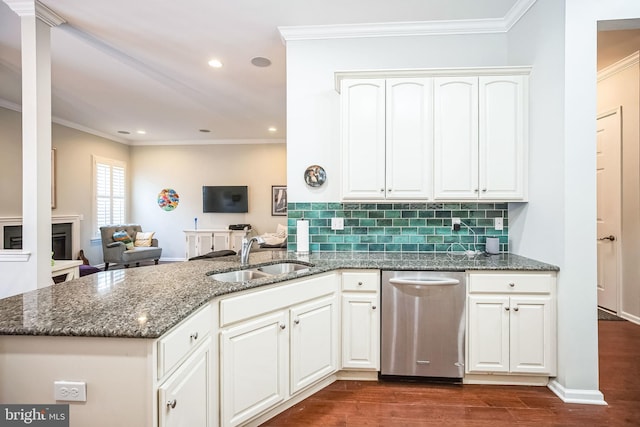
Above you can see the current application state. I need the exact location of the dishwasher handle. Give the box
[388,278,460,286]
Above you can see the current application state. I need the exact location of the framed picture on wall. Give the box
[271,185,287,216]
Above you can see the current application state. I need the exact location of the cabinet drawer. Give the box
[158,304,213,378]
[342,270,380,292]
[468,272,554,294]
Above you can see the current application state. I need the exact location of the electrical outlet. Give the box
[494,217,504,231]
[452,217,461,231]
[331,217,344,231]
[54,381,86,402]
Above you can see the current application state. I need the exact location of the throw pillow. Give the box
[113,230,134,250]
[275,223,287,238]
[134,231,155,247]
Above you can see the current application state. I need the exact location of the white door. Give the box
[596,108,622,312]
[220,311,288,427]
[479,76,527,200]
[466,294,510,373]
[341,79,386,200]
[433,76,479,199]
[290,295,338,394]
[341,293,379,370]
[386,78,433,200]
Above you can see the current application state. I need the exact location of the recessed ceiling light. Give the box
[268,127,277,132]
[117,130,130,135]
[136,130,146,135]
[199,129,211,133]
[208,59,223,68]
[251,57,271,67]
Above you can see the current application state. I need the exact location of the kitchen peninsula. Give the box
[0,251,558,427]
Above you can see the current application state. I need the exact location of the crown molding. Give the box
[129,138,286,147]
[597,51,639,82]
[279,0,538,42]
[3,0,66,26]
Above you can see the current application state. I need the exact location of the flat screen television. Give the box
[202,186,248,213]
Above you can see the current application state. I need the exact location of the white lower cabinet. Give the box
[341,270,380,370]
[158,337,212,427]
[466,272,556,379]
[219,273,339,427]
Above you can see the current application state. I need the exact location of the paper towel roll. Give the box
[296,220,310,253]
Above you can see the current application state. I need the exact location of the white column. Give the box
[4,0,65,290]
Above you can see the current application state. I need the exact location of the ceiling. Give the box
[1,0,636,146]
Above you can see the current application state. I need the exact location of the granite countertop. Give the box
[0,251,558,339]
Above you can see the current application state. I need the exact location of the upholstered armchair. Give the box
[99,224,162,270]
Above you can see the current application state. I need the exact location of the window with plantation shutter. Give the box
[93,156,126,237]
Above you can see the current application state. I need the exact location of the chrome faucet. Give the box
[240,236,265,265]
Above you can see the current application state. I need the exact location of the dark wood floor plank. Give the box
[261,320,640,426]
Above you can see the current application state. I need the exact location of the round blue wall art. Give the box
[158,188,180,211]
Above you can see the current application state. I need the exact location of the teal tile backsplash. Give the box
[287,202,508,253]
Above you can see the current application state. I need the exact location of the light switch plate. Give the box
[494,218,504,231]
[331,217,344,230]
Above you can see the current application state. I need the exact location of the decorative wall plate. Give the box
[158,188,180,211]
[304,165,326,187]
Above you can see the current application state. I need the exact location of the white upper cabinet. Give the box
[479,76,527,200]
[433,76,479,200]
[386,78,433,200]
[341,78,433,200]
[433,75,528,201]
[341,79,386,200]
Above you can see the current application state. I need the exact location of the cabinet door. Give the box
[212,232,229,251]
[386,78,433,200]
[230,231,246,252]
[185,233,197,259]
[466,294,509,373]
[290,295,338,394]
[509,296,555,375]
[220,311,288,427]
[198,234,214,256]
[158,338,212,427]
[341,79,386,200]
[479,76,527,200]
[433,77,479,200]
[341,293,379,370]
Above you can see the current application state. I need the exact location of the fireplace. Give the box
[0,215,81,260]
[3,223,73,260]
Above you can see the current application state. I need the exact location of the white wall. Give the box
[597,53,640,321]
[285,33,508,202]
[130,143,286,260]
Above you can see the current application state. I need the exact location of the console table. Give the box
[51,259,83,284]
[183,229,248,259]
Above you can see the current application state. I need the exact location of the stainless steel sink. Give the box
[257,263,311,275]
[210,269,270,282]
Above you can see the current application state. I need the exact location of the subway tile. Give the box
[401,244,418,252]
[402,210,418,218]
[392,219,409,227]
[369,210,385,218]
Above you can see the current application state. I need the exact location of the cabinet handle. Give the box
[190,332,198,340]
[167,399,177,409]
[514,307,519,312]
[509,282,515,288]
[279,323,286,330]
[294,319,300,325]
[505,307,510,311]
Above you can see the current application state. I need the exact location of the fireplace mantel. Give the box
[0,215,82,260]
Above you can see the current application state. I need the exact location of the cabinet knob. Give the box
[474,189,479,193]
[167,399,177,409]
[482,188,487,192]
[388,189,392,192]
[279,323,286,330]
[357,281,363,286]
[509,282,515,287]
[514,307,519,312]
[505,307,510,311]
[190,332,198,340]
[372,305,377,310]
[380,188,384,192]
[294,319,300,325]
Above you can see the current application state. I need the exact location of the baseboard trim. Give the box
[621,311,640,326]
[547,379,607,405]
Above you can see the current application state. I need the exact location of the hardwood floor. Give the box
[261,320,640,426]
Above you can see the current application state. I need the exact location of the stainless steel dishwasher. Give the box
[380,270,466,382]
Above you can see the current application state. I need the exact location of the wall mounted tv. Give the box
[202,186,248,213]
